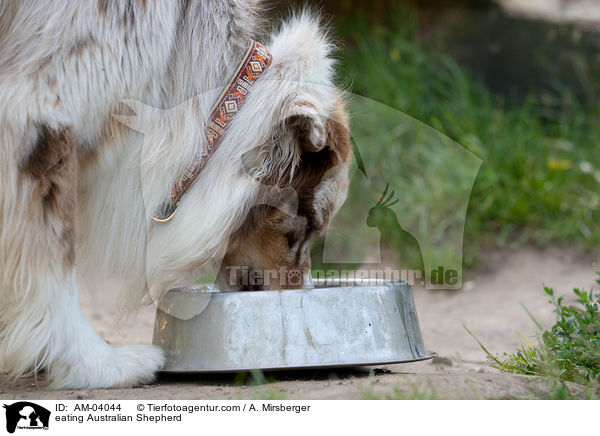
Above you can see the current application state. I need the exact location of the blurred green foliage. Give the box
[331,9,600,267]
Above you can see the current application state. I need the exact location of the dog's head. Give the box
[218,97,351,290]
[113,14,353,297]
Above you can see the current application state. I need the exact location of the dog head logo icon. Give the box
[2,402,50,433]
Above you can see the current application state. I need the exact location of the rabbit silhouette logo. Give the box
[2,402,50,433]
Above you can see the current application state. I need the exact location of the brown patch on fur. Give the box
[102,104,133,143]
[254,99,350,226]
[221,96,352,289]
[325,98,351,165]
[123,0,141,28]
[76,141,98,171]
[67,36,98,59]
[285,101,330,153]
[47,76,57,90]
[286,114,322,153]
[97,0,109,16]
[20,125,77,268]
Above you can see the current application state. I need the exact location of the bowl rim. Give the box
[167,278,411,296]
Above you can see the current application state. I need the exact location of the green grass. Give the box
[465,271,600,395]
[335,11,600,265]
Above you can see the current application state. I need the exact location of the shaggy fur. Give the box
[0,0,351,389]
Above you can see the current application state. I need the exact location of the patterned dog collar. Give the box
[152,40,273,222]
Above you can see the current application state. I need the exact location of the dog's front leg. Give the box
[44,276,165,389]
[0,125,164,389]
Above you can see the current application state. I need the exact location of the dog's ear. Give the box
[284,103,328,153]
[243,98,351,187]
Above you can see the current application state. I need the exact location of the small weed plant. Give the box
[467,271,600,393]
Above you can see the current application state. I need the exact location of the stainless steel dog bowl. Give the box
[152,279,434,372]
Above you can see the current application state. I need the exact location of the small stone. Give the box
[370,368,392,375]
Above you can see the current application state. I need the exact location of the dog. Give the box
[0,1,351,389]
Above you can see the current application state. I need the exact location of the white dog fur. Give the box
[0,0,351,389]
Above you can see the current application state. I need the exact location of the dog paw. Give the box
[49,344,166,389]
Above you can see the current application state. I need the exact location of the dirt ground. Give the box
[1,246,597,400]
